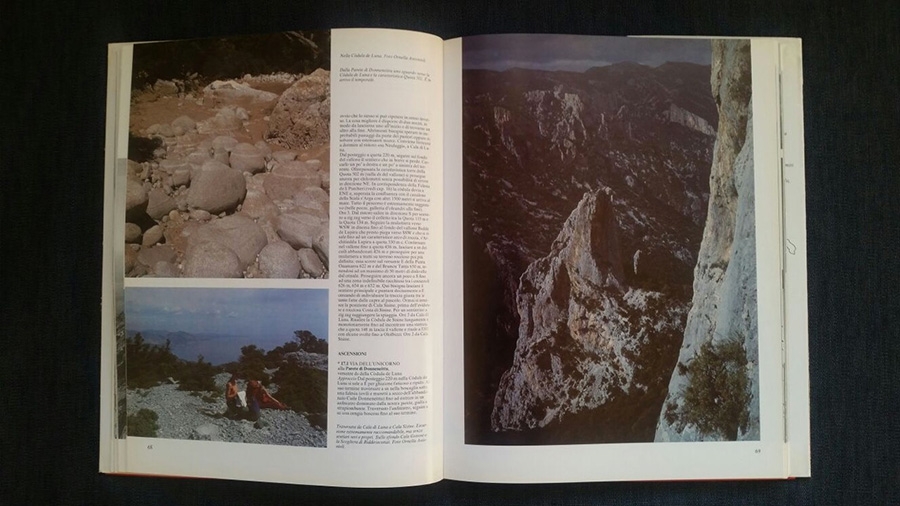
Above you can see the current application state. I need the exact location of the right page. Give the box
[443,35,808,482]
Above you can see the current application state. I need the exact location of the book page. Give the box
[776,39,811,478]
[443,35,800,482]
[100,28,444,487]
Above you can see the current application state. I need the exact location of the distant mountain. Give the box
[127,329,268,365]
[463,60,717,444]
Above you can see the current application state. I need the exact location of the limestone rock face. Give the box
[267,69,330,149]
[654,39,758,442]
[491,191,685,433]
[663,103,717,136]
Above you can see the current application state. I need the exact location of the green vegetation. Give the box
[125,333,221,392]
[126,408,159,437]
[125,334,180,388]
[293,330,329,354]
[665,336,751,440]
[234,345,271,385]
[176,355,218,392]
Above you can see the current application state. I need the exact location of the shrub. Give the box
[294,330,328,354]
[670,336,750,440]
[127,408,159,438]
[175,355,219,392]
[271,361,328,427]
[126,334,179,389]
[237,345,270,384]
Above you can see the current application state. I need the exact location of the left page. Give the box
[99,28,445,487]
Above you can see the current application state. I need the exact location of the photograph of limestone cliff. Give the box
[460,36,802,453]
[123,31,331,279]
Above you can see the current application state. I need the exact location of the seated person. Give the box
[225,374,241,418]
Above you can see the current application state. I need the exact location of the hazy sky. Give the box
[125,287,328,343]
[463,35,711,71]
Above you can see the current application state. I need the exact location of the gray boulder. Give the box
[124,223,142,244]
[183,241,243,278]
[158,158,190,175]
[312,227,329,267]
[276,212,325,250]
[211,135,239,153]
[187,160,246,214]
[263,161,321,200]
[229,143,266,174]
[292,186,330,213]
[190,423,220,441]
[297,248,326,277]
[151,261,180,277]
[172,168,191,188]
[141,225,164,247]
[125,178,148,220]
[171,115,196,132]
[258,241,302,279]
[188,214,267,269]
[203,80,279,103]
[137,245,176,267]
[197,107,244,135]
[146,189,177,220]
[271,150,299,163]
[240,189,280,221]
[266,69,330,149]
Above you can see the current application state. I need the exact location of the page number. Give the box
[147,444,154,450]
[754,449,761,454]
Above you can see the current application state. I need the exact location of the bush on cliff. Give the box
[665,336,750,440]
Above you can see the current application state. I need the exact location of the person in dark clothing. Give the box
[246,379,263,424]
[225,374,241,418]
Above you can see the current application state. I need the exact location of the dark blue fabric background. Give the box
[2,0,898,504]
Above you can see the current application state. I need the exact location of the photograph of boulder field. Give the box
[124,31,331,279]
[122,287,328,447]
[462,36,758,445]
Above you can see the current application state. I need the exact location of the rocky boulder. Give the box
[258,241,302,279]
[267,69,330,149]
[187,214,267,269]
[203,79,279,103]
[297,248,326,277]
[263,161,321,200]
[125,178,148,220]
[183,240,243,278]
[146,188,177,220]
[276,212,325,250]
[229,143,266,173]
[187,160,246,214]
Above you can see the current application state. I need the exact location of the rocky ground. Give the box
[127,372,326,447]
[124,70,331,278]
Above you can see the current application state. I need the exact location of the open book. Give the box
[100,29,810,486]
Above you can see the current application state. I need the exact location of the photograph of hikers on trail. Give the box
[120,287,328,447]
